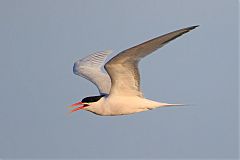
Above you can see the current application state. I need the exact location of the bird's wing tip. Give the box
[188,25,200,30]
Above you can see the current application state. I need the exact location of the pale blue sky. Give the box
[0,0,238,159]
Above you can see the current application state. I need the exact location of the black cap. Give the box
[81,95,105,103]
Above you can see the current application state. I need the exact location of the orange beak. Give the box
[68,101,88,113]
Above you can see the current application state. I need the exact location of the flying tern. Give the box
[69,25,198,116]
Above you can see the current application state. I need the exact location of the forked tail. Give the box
[158,102,185,107]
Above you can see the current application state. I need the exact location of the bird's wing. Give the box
[104,25,198,97]
[73,50,112,94]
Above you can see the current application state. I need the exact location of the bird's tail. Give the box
[157,102,186,108]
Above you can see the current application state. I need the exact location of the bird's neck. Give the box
[84,97,106,115]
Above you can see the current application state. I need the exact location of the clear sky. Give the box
[0,0,238,159]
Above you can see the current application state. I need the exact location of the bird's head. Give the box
[68,95,105,113]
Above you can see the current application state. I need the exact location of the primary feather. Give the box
[73,50,112,94]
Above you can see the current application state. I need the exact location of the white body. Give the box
[71,26,198,115]
[85,96,177,116]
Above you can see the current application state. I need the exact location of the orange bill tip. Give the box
[70,106,85,113]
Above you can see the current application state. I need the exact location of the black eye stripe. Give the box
[82,95,105,103]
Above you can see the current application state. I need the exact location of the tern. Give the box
[69,25,198,116]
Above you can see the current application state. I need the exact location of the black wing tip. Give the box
[188,25,200,30]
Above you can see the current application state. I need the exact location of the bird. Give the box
[68,25,198,116]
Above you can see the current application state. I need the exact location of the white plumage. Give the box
[73,50,111,94]
[69,25,198,116]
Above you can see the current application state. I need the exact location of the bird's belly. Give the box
[102,96,156,116]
